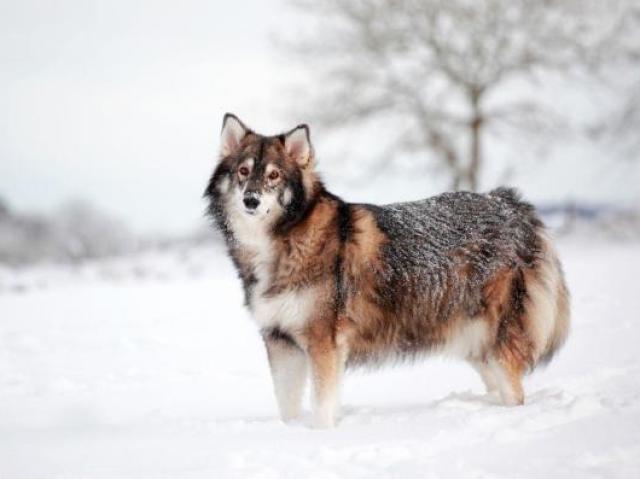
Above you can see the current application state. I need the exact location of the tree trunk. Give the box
[451,172,462,191]
[465,88,484,192]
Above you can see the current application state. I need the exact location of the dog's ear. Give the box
[284,124,313,167]
[220,113,248,157]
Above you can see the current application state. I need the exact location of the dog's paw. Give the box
[311,413,337,429]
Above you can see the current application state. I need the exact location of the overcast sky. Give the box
[1,0,638,234]
[0,0,297,233]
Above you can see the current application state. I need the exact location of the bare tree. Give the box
[284,0,638,191]
[592,4,640,155]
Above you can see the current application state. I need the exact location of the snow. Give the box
[1,239,639,478]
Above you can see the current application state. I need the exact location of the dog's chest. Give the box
[251,284,316,331]
[240,241,316,331]
[228,212,317,331]
[249,257,317,331]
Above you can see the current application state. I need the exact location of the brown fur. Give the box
[255,194,558,384]
[206,115,570,426]
[267,197,340,296]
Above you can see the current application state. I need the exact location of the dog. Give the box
[204,113,570,428]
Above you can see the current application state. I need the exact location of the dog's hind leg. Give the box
[470,360,500,397]
[488,356,525,406]
[263,332,308,423]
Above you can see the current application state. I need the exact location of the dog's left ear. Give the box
[284,124,313,167]
[220,113,248,157]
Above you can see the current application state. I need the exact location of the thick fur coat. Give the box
[204,114,570,428]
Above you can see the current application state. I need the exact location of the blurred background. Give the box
[1,0,639,274]
[1,1,640,477]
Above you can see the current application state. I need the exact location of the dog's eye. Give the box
[238,166,250,177]
[268,170,280,181]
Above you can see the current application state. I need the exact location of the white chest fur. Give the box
[247,246,317,331]
[227,202,316,332]
[251,283,317,331]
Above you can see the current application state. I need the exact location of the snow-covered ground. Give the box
[1,238,639,478]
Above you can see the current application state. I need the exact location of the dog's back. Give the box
[341,187,570,404]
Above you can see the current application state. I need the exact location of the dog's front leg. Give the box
[263,334,308,423]
[307,333,344,429]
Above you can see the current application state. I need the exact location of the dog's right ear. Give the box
[220,113,248,157]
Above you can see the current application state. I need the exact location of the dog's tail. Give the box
[527,231,571,367]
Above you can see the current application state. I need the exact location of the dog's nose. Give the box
[243,196,260,210]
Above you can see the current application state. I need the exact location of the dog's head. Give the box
[205,113,320,238]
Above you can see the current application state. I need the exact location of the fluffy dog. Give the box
[204,114,570,428]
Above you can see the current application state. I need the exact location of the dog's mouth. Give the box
[244,208,271,217]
